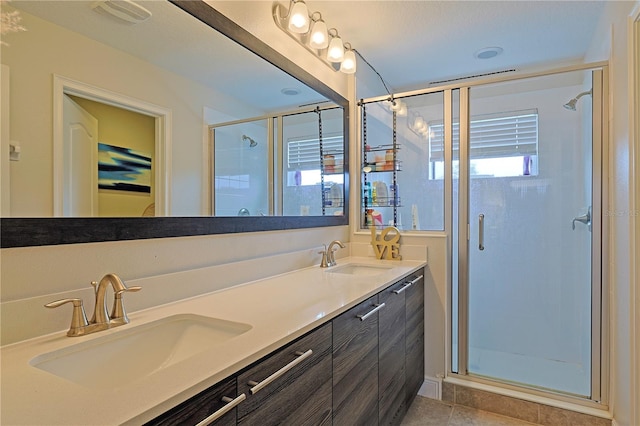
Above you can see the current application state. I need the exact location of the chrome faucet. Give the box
[327,240,345,267]
[45,273,141,337]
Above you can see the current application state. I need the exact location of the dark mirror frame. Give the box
[0,0,350,248]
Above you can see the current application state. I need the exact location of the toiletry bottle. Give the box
[372,184,377,205]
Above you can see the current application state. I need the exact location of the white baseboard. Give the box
[418,376,442,399]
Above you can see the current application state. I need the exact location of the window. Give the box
[429,110,538,179]
[287,134,344,186]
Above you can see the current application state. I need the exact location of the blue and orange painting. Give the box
[98,143,152,193]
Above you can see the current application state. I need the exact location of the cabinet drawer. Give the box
[145,376,237,426]
[237,322,332,426]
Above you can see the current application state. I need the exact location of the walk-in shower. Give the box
[356,63,606,412]
[563,89,592,110]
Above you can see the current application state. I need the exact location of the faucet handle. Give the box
[110,286,142,326]
[318,245,329,268]
[45,298,90,337]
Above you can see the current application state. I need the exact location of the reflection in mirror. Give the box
[212,119,270,216]
[0,0,349,248]
[281,107,344,216]
[1,0,344,218]
[211,106,344,217]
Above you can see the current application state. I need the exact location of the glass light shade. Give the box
[288,1,310,33]
[309,19,329,49]
[327,36,344,63]
[340,49,356,73]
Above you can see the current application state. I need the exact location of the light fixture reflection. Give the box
[288,0,310,33]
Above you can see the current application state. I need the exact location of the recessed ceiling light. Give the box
[474,47,503,60]
[281,88,301,96]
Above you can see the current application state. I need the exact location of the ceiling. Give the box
[8,0,610,108]
[310,0,608,94]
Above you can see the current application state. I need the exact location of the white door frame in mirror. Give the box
[630,5,640,425]
[1,65,10,216]
[52,75,172,217]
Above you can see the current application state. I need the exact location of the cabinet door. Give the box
[405,272,425,407]
[332,296,380,425]
[145,376,237,426]
[237,323,332,426]
[379,281,407,426]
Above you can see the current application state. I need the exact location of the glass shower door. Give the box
[459,69,602,397]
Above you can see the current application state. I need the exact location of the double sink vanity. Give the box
[1,258,425,425]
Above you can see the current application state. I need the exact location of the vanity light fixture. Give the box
[327,28,345,63]
[340,43,356,73]
[273,1,355,74]
[308,12,328,49]
[287,0,310,33]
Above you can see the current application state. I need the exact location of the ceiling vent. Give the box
[92,0,152,25]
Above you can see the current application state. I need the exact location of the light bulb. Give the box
[309,17,328,49]
[340,49,356,73]
[327,35,344,63]
[288,1,310,34]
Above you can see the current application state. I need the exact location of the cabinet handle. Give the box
[393,274,424,294]
[195,393,246,426]
[356,303,385,321]
[248,349,313,395]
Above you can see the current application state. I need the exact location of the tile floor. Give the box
[402,396,538,426]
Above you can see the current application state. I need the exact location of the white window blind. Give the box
[287,135,343,170]
[429,109,538,161]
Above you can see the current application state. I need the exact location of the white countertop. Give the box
[0,257,425,425]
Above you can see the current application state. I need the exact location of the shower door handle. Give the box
[572,206,591,231]
[478,214,485,251]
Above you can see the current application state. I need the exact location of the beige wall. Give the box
[69,95,156,217]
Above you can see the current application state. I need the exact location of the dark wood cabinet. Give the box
[145,376,237,426]
[378,281,407,426]
[332,296,380,426]
[405,273,425,408]
[237,323,332,426]
[147,268,425,426]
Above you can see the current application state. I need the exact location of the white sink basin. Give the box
[328,263,393,276]
[30,314,251,389]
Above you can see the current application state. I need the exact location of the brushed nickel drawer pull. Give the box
[357,303,385,321]
[394,275,424,294]
[195,393,246,426]
[249,349,313,395]
[393,283,412,294]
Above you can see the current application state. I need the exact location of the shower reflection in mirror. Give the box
[210,106,344,217]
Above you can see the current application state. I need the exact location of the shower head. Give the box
[563,89,592,111]
[242,135,257,147]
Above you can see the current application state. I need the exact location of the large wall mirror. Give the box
[0,0,349,247]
